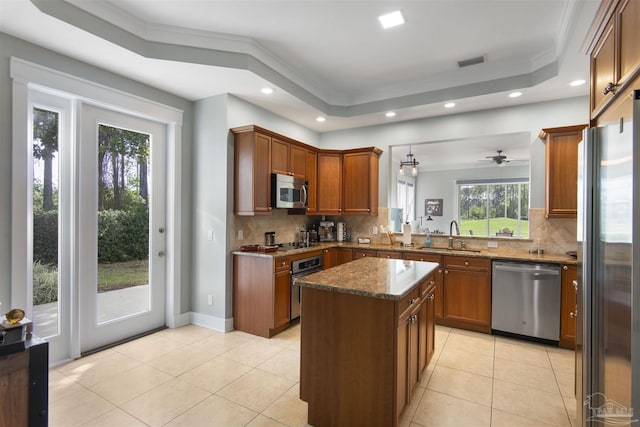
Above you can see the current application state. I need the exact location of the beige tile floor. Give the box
[49,324,577,426]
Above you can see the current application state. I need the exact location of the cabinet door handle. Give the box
[444,270,449,275]
[429,280,435,286]
[572,280,578,292]
[428,294,435,301]
[464,261,469,266]
[409,297,419,305]
[438,269,443,274]
[570,311,577,319]
[563,265,568,271]
[409,315,418,323]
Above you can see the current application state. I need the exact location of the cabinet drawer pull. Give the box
[464,261,469,266]
[409,315,418,323]
[444,270,448,274]
[572,280,578,292]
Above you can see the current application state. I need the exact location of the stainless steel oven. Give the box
[290,254,323,320]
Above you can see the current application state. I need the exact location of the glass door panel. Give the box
[32,107,60,338]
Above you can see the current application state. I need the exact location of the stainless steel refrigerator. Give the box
[577,89,640,426]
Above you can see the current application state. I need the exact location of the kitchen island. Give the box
[297,257,438,427]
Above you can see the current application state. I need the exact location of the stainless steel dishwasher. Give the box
[491,261,561,342]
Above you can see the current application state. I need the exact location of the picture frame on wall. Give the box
[425,199,443,216]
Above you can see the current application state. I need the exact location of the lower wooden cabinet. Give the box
[233,254,291,338]
[440,255,492,334]
[323,247,353,269]
[560,264,578,349]
[301,273,436,426]
[403,253,444,321]
[396,274,436,419]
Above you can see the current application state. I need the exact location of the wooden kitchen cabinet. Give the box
[560,264,578,349]
[378,250,403,259]
[541,125,587,219]
[322,247,352,269]
[271,137,306,178]
[316,152,343,215]
[589,0,640,119]
[419,278,436,374]
[233,254,291,337]
[440,255,492,334]
[305,150,317,214]
[0,337,48,427]
[342,148,381,215]
[231,126,273,215]
[353,248,377,259]
[403,253,444,321]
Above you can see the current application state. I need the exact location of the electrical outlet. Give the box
[207,229,213,241]
[487,241,498,248]
[372,226,378,235]
[237,229,243,240]
[207,295,213,305]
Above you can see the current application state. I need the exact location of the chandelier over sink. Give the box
[399,146,419,176]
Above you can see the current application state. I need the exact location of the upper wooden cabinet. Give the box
[316,148,381,216]
[343,149,381,215]
[271,138,306,178]
[305,150,318,214]
[588,0,640,119]
[316,152,343,215]
[231,126,272,216]
[541,125,587,219]
[232,125,382,216]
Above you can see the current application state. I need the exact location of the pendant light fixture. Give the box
[399,146,419,176]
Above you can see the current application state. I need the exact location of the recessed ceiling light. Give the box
[316,116,326,122]
[444,102,456,108]
[386,111,396,118]
[261,87,274,94]
[509,92,522,98]
[570,79,586,87]
[379,11,405,29]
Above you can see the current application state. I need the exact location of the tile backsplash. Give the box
[231,207,577,255]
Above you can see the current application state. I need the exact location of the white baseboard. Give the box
[168,311,192,329]
[189,311,234,332]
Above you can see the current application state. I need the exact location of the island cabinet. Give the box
[440,255,492,334]
[299,258,438,427]
[271,137,306,178]
[541,125,587,219]
[403,253,444,321]
[233,254,291,338]
[589,0,640,119]
[559,264,578,349]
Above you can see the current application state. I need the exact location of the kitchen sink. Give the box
[416,246,482,254]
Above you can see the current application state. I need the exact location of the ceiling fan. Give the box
[487,150,510,165]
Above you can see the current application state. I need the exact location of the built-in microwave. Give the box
[271,173,308,209]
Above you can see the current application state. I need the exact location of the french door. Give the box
[28,99,167,359]
[78,104,167,353]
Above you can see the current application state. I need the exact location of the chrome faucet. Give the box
[448,220,460,249]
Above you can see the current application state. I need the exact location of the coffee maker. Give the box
[318,220,335,241]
